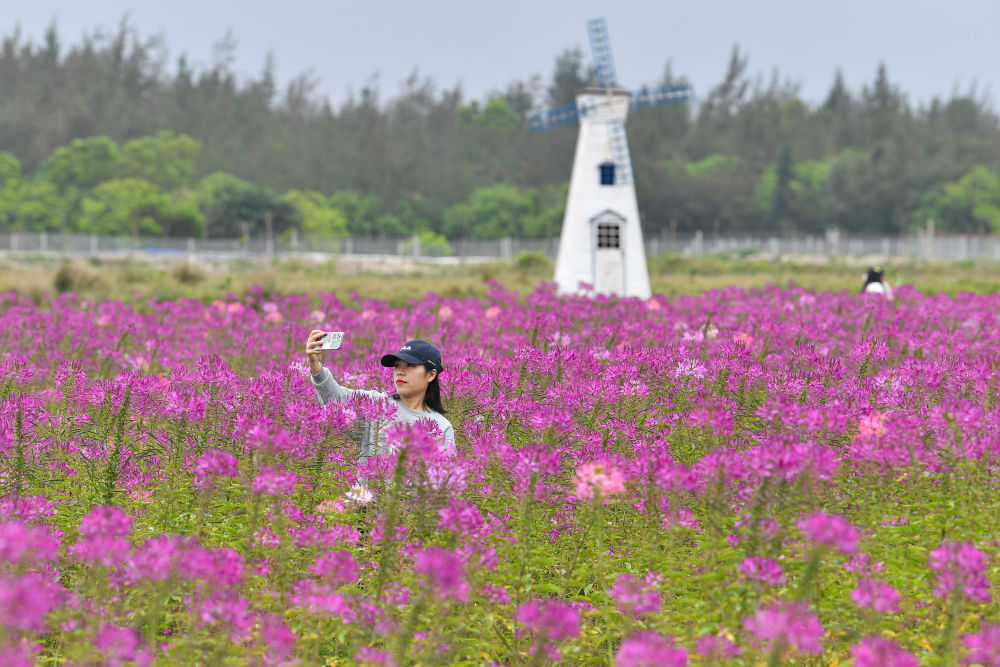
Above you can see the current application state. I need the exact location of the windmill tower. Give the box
[530,18,693,298]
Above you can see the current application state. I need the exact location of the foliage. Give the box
[0,23,999,238]
[285,190,349,239]
[116,130,201,191]
[916,166,1000,233]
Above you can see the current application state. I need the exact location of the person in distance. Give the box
[860,265,893,301]
[305,332,455,463]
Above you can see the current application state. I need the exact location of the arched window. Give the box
[599,162,616,186]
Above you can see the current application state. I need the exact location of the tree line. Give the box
[1,21,999,239]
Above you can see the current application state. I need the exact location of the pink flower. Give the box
[573,461,626,500]
[857,412,887,438]
[515,598,580,660]
[70,505,133,566]
[256,614,297,666]
[964,624,1000,666]
[0,521,60,567]
[413,547,469,602]
[738,556,787,586]
[0,573,63,633]
[694,634,741,660]
[94,623,152,667]
[744,600,824,654]
[851,578,901,613]
[608,573,661,616]
[192,448,239,488]
[850,636,918,667]
[797,512,860,554]
[252,466,299,496]
[438,499,485,536]
[481,584,511,604]
[615,631,688,666]
[355,645,396,666]
[929,541,991,603]
[309,551,359,586]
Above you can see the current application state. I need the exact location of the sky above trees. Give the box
[10,0,1000,111]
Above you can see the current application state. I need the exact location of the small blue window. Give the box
[599,162,615,186]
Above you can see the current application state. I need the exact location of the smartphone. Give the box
[320,331,345,350]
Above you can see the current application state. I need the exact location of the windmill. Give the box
[530,18,693,298]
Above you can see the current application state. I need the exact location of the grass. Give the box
[1,253,998,306]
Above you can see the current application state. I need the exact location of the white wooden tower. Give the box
[529,19,693,298]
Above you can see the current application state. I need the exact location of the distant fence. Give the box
[2,230,1000,262]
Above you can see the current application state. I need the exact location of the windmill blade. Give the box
[527,102,580,132]
[587,18,617,87]
[629,83,695,110]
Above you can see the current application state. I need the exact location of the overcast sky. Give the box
[7,0,999,110]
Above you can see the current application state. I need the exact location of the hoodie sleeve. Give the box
[310,366,386,406]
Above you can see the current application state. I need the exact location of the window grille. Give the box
[597,223,621,249]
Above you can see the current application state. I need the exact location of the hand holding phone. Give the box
[320,331,345,350]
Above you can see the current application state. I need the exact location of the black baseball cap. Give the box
[380,339,443,372]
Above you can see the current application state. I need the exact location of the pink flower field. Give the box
[2,282,1000,665]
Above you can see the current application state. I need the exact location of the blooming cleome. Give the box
[0,283,999,663]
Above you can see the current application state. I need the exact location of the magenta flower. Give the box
[0,573,63,633]
[608,573,661,616]
[196,593,254,642]
[0,639,40,667]
[851,577,901,613]
[481,584,511,604]
[572,461,626,500]
[850,636,918,667]
[70,505,133,566]
[0,521,60,567]
[615,630,688,666]
[94,623,152,667]
[964,624,1000,666]
[437,499,486,536]
[256,613,297,666]
[192,448,239,488]
[251,466,299,496]
[413,546,469,602]
[309,550,359,586]
[929,541,991,603]
[797,512,860,554]
[355,645,396,666]
[515,598,580,660]
[738,556,787,586]
[693,634,741,660]
[744,600,824,654]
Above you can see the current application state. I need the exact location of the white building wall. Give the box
[553,88,652,299]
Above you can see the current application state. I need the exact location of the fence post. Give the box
[501,237,512,261]
[412,234,421,260]
[39,231,48,253]
[693,230,704,256]
[187,237,195,258]
[10,232,18,252]
[264,212,274,259]
[89,235,98,255]
[345,238,353,255]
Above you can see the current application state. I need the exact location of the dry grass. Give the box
[1,253,998,307]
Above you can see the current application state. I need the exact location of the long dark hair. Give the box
[392,362,447,414]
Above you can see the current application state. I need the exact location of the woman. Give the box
[861,265,893,301]
[305,331,455,462]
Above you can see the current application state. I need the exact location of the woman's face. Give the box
[393,360,436,401]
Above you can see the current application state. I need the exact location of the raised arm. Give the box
[305,330,385,406]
